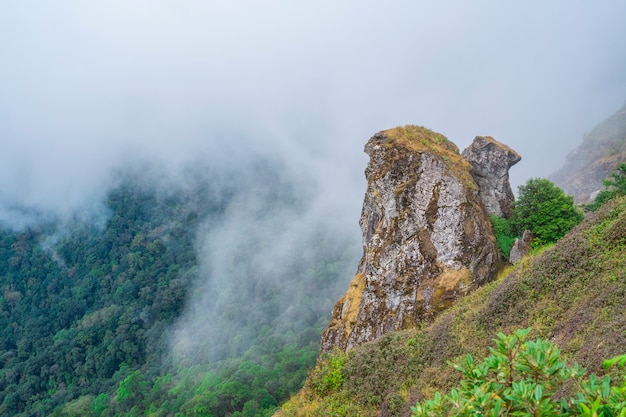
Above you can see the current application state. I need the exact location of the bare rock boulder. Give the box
[321,126,501,352]
[461,136,521,218]
[509,230,534,264]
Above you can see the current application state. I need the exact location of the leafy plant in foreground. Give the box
[411,329,626,416]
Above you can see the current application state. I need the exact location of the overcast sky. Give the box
[1,1,626,225]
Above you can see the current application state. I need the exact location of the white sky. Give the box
[1,1,626,223]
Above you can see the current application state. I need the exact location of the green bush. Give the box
[512,178,583,246]
[411,329,626,416]
[306,351,347,398]
[490,215,516,260]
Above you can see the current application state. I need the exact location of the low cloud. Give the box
[1,2,625,227]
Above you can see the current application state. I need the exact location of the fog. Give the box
[168,155,363,363]
[1,1,626,225]
[2,2,626,364]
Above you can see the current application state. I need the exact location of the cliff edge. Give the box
[321,126,517,352]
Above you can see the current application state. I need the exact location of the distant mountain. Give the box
[551,101,626,204]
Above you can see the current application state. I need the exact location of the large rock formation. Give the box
[462,136,521,218]
[321,126,507,352]
[551,101,626,204]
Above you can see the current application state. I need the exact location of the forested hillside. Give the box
[0,158,359,416]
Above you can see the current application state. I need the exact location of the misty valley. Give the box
[0,157,360,416]
[2,1,626,416]
[2,105,626,416]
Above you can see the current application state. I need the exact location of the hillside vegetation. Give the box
[0,160,358,417]
[278,196,626,416]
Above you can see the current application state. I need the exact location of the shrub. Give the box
[411,329,626,416]
[306,351,347,398]
[490,215,516,260]
[512,178,583,246]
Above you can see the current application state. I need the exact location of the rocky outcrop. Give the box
[321,126,503,352]
[551,101,626,204]
[509,230,533,264]
[462,136,521,218]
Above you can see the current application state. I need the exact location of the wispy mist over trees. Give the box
[0,153,360,416]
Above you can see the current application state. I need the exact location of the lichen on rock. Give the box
[321,127,504,352]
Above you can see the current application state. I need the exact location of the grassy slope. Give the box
[278,196,626,416]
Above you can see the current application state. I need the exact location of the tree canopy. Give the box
[0,165,357,417]
[512,178,583,246]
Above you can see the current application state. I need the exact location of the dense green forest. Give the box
[0,159,359,416]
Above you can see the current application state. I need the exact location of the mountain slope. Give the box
[278,196,626,416]
[551,101,626,204]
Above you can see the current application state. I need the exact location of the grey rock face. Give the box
[461,136,521,218]
[509,230,534,264]
[321,128,501,352]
